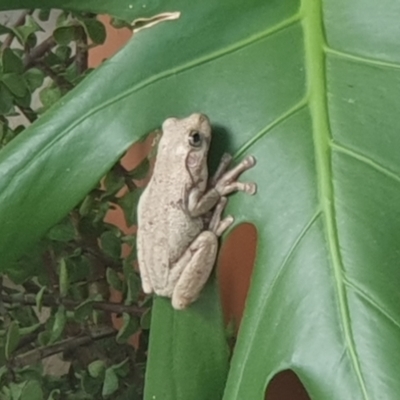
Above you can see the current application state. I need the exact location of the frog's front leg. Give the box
[187,155,256,217]
[170,199,233,310]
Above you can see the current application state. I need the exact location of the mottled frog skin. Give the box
[137,113,256,309]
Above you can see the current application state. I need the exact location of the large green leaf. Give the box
[1,0,400,399]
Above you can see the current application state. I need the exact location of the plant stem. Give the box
[0,293,145,316]
[12,326,115,368]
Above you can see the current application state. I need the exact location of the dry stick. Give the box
[75,28,88,74]
[36,60,74,90]
[23,36,56,68]
[16,105,37,123]
[0,10,33,51]
[12,326,116,368]
[0,293,145,316]
[114,163,138,192]
[42,248,59,292]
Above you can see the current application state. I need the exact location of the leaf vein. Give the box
[331,141,400,185]
[324,46,400,70]
[344,278,400,331]
[234,98,307,159]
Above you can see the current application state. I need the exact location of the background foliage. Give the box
[0,10,151,399]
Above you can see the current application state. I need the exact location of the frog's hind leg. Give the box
[171,231,218,310]
[171,198,234,310]
[208,196,234,236]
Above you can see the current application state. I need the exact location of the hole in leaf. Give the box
[218,222,257,330]
[265,370,310,400]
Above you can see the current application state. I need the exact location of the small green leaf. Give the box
[39,85,62,110]
[81,371,102,395]
[82,18,106,45]
[46,389,60,400]
[17,366,43,384]
[88,360,106,378]
[106,267,123,291]
[14,90,31,108]
[112,358,129,378]
[118,188,144,226]
[25,33,37,49]
[55,45,72,62]
[100,231,121,260]
[102,367,119,397]
[123,263,141,305]
[20,380,43,400]
[37,330,50,347]
[0,24,11,35]
[5,322,19,360]
[49,306,66,344]
[140,308,151,330]
[66,254,90,282]
[74,299,93,322]
[92,201,111,224]
[2,48,23,74]
[43,51,63,67]
[129,158,150,180]
[59,258,69,298]
[46,217,75,242]
[0,83,13,114]
[24,68,45,92]
[63,62,79,83]
[0,365,7,381]
[55,11,70,27]
[12,15,43,45]
[104,169,125,197]
[116,313,139,344]
[38,10,51,22]
[2,73,28,98]
[9,382,24,400]
[79,193,96,216]
[53,25,82,45]
[19,323,41,337]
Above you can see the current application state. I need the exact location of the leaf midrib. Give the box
[301,0,369,398]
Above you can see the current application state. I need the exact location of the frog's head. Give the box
[161,113,212,166]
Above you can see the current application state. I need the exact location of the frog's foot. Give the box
[215,155,257,196]
[209,196,234,237]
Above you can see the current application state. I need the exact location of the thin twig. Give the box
[0,293,145,316]
[75,27,88,74]
[42,248,58,291]
[114,163,137,191]
[12,326,115,368]
[1,10,33,51]
[35,60,74,90]
[23,36,56,69]
[16,105,37,123]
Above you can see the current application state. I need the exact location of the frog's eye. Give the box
[189,131,202,148]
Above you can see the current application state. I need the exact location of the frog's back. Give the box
[137,113,211,293]
[137,171,202,293]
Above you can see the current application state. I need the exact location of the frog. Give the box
[137,113,256,310]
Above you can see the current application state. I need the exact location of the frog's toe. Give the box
[245,182,257,195]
